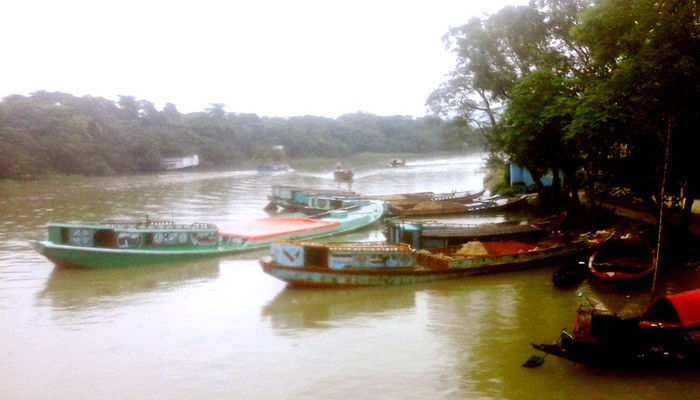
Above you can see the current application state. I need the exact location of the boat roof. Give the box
[217,218,339,240]
[641,288,700,327]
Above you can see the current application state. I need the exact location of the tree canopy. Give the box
[0,92,479,180]
[429,0,700,228]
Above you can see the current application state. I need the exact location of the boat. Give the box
[552,260,588,287]
[264,185,484,214]
[31,200,386,268]
[264,185,361,213]
[161,154,199,170]
[385,211,568,249]
[387,195,528,217]
[529,288,700,370]
[333,162,354,181]
[333,168,354,181]
[389,159,405,167]
[374,189,485,205]
[259,230,613,287]
[588,233,655,284]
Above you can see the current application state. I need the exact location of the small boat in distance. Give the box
[530,288,700,370]
[161,154,199,170]
[333,168,354,181]
[333,162,354,181]
[31,200,386,268]
[389,159,405,167]
[259,230,613,287]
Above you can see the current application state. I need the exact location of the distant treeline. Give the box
[0,91,484,180]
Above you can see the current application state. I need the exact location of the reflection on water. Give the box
[2,154,700,399]
[38,260,220,310]
[262,285,417,332]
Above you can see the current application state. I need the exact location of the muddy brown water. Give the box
[2,155,699,399]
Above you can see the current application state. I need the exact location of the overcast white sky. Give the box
[2,0,529,118]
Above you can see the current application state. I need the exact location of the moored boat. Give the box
[265,185,484,214]
[259,230,613,287]
[387,194,528,217]
[385,211,567,249]
[552,260,588,287]
[374,188,485,205]
[31,200,386,268]
[588,233,655,284]
[265,185,360,213]
[530,288,700,370]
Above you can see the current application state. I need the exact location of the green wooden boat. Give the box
[259,230,614,287]
[31,200,386,268]
[265,184,484,214]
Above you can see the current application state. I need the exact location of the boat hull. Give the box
[31,241,239,268]
[260,258,495,287]
[588,235,655,284]
[531,288,700,370]
[32,201,385,268]
[260,231,612,287]
[388,195,527,217]
[533,325,700,370]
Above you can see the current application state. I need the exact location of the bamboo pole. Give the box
[650,116,672,303]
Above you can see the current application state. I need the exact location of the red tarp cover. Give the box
[665,288,700,327]
[642,288,700,327]
[481,241,537,256]
[217,218,339,240]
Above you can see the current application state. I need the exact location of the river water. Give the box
[1,154,699,400]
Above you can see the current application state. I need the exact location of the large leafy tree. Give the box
[427,4,551,129]
[430,0,699,230]
[430,0,593,204]
[571,0,700,228]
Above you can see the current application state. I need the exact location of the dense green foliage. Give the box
[429,0,700,227]
[0,92,483,180]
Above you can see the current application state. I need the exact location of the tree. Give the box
[572,0,700,230]
[430,1,593,205]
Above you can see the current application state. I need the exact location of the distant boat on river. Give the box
[333,162,354,181]
[161,154,199,170]
[333,168,354,181]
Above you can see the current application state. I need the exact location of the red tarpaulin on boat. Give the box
[481,240,537,255]
[217,218,339,240]
[665,289,700,327]
[642,288,700,327]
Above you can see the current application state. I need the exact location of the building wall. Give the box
[509,164,554,187]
